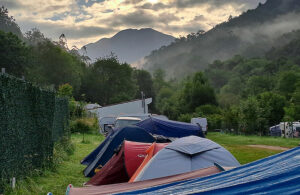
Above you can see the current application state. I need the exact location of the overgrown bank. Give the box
[4,134,104,195]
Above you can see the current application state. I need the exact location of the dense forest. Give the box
[154,44,300,135]
[0,2,299,136]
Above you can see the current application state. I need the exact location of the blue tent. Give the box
[136,117,204,138]
[81,130,115,166]
[134,136,240,182]
[83,126,155,177]
[117,147,300,194]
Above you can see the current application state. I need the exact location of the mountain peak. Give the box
[81,28,175,64]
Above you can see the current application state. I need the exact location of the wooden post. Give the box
[11,177,16,189]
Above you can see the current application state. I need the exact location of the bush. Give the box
[178,113,195,122]
[207,114,223,130]
[70,117,99,134]
[52,136,75,169]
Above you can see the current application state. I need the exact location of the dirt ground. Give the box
[247,145,290,151]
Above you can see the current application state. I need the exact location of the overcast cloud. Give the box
[2,0,266,47]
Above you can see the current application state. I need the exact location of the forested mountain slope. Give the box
[142,0,300,78]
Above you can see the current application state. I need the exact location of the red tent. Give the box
[86,141,168,186]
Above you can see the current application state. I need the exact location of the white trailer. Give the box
[279,122,300,138]
[89,98,152,134]
[95,98,152,118]
[191,117,208,134]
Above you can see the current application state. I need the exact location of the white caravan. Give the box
[191,117,208,134]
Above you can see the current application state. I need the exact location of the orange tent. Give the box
[129,142,164,182]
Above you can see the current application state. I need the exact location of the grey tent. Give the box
[134,136,240,181]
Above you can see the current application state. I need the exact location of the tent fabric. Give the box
[136,117,205,138]
[83,126,155,177]
[129,142,167,183]
[117,146,300,195]
[68,166,222,195]
[86,144,128,185]
[81,130,115,166]
[86,141,168,186]
[134,136,240,182]
[125,141,168,177]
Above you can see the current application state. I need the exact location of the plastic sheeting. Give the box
[68,166,221,195]
[136,117,204,138]
[117,147,300,195]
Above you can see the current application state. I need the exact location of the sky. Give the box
[2,0,266,48]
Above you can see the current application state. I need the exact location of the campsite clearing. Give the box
[5,133,300,195]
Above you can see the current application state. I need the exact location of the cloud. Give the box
[3,0,266,47]
[110,10,156,27]
[172,0,266,9]
[0,0,21,9]
[122,0,144,5]
[138,2,170,11]
[193,15,206,22]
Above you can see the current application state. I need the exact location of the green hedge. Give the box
[0,73,69,191]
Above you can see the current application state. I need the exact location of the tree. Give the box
[256,92,286,126]
[0,6,23,38]
[133,69,154,98]
[181,72,217,113]
[277,71,300,99]
[25,28,47,46]
[80,56,137,105]
[57,83,73,99]
[244,76,275,96]
[239,97,267,135]
[0,31,28,76]
[223,106,240,132]
[284,82,300,121]
[153,69,167,94]
[26,40,83,91]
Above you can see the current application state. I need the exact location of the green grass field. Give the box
[5,133,300,195]
[207,132,299,164]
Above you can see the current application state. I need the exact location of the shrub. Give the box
[70,117,99,134]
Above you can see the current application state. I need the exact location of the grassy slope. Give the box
[5,133,300,194]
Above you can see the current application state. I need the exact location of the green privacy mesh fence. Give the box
[0,73,69,191]
[53,97,69,142]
